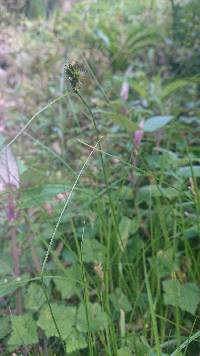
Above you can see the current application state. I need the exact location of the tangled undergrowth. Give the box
[0,1,200,355]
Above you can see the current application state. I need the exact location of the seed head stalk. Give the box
[64,60,128,352]
[65,61,122,280]
[75,88,119,353]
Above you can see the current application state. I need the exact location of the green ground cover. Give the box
[0,1,200,355]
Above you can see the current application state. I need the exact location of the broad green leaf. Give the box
[163,280,200,315]
[0,256,12,276]
[119,217,140,251]
[82,238,105,263]
[37,304,76,339]
[185,225,199,239]
[150,249,179,278]
[135,293,148,310]
[0,316,11,339]
[131,218,140,234]
[119,216,133,251]
[25,283,46,311]
[136,185,178,203]
[0,278,19,297]
[128,236,143,258]
[101,111,137,132]
[20,184,67,208]
[54,267,81,299]
[144,115,173,132]
[126,332,151,354]
[0,274,30,298]
[110,288,132,312]
[77,302,108,332]
[65,328,87,353]
[155,148,178,165]
[117,347,132,356]
[8,314,38,348]
[178,166,200,178]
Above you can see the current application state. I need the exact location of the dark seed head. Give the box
[64,60,86,92]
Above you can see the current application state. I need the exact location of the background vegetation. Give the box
[0,0,200,355]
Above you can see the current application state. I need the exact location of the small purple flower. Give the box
[134,120,144,148]
[120,82,129,101]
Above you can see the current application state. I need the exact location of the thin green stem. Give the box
[40,276,67,355]
[75,90,120,353]
[143,248,161,356]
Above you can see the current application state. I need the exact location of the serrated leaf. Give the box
[163,280,200,314]
[117,347,132,356]
[110,288,132,312]
[144,116,173,132]
[150,249,179,278]
[65,328,87,353]
[54,267,81,299]
[25,283,46,311]
[126,332,151,354]
[8,314,38,347]
[82,239,105,263]
[37,304,76,339]
[0,316,11,339]
[0,274,30,298]
[77,302,108,332]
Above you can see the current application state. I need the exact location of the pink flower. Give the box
[120,82,129,101]
[134,120,144,148]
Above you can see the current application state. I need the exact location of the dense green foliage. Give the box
[0,0,200,355]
